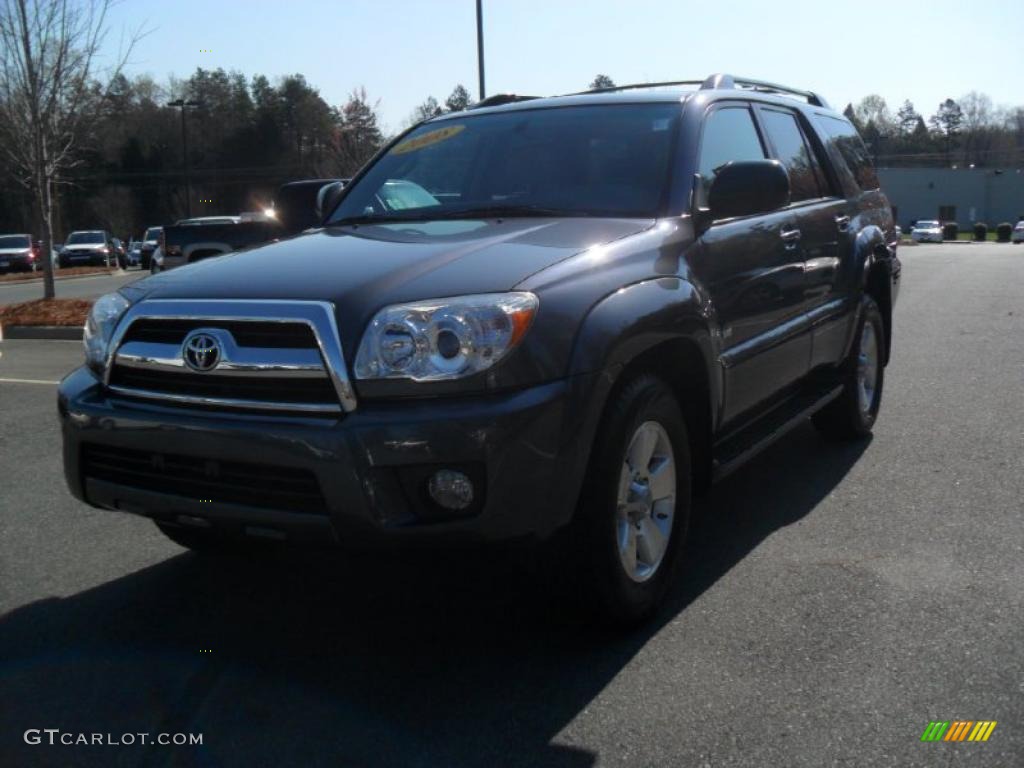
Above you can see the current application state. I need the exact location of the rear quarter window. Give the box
[813,115,879,192]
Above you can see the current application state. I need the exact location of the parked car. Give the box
[138,227,162,271]
[0,233,41,273]
[151,216,249,273]
[1012,222,1024,244]
[59,73,900,623]
[126,239,142,267]
[910,220,943,243]
[152,181,347,274]
[111,238,127,269]
[58,230,116,267]
[274,178,347,234]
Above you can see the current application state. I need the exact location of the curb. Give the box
[0,324,83,341]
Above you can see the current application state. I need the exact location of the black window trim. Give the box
[692,99,770,221]
[751,103,840,207]
[811,111,881,194]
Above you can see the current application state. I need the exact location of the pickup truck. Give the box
[59,74,899,624]
[152,180,346,272]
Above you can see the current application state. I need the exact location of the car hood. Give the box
[0,248,31,255]
[65,244,106,250]
[127,217,653,348]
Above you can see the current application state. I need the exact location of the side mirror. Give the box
[315,181,346,222]
[707,160,790,221]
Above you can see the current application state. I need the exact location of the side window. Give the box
[697,106,766,184]
[759,108,827,202]
[814,115,880,191]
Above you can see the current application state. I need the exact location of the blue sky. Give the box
[102,0,1021,135]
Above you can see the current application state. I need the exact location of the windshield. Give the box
[0,235,30,248]
[916,221,940,228]
[67,232,104,244]
[329,104,680,224]
[144,228,161,241]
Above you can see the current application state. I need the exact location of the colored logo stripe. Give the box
[921,721,997,742]
[969,722,997,742]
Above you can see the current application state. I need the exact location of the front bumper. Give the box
[0,255,34,272]
[58,366,599,545]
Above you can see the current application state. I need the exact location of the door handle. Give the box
[834,215,851,232]
[780,227,802,249]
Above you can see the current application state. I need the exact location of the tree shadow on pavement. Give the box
[0,423,869,768]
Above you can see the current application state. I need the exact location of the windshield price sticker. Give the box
[391,125,465,155]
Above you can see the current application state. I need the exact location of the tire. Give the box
[813,296,885,440]
[566,374,692,625]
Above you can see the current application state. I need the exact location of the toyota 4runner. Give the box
[59,74,900,623]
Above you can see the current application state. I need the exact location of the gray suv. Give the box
[59,74,899,623]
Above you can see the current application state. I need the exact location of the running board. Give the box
[711,384,843,482]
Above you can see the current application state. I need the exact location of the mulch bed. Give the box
[0,298,93,327]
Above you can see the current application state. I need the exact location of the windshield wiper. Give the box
[429,205,589,220]
[331,205,589,227]
[330,214,432,226]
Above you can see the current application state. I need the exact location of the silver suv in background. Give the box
[910,220,942,243]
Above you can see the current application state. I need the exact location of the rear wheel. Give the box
[813,296,885,439]
[569,374,691,624]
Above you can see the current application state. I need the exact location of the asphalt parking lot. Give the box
[0,242,1021,767]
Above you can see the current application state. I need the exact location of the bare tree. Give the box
[0,0,141,298]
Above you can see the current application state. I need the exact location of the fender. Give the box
[844,224,895,363]
[538,276,719,531]
[569,276,715,378]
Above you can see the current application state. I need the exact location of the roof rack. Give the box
[574,73,829,109]
[469,94,540,109]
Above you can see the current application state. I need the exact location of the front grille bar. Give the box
[114,340,327,378]
[103,299,358,413]
[107,385,343,414]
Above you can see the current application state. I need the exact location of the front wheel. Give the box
[813,296,885,439]
[568,374,691,624]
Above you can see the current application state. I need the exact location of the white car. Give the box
[1012,222,1024,244]
[911,220,943,243]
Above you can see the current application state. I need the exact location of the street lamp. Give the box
[167,99,202,217]
[476,0,485,100]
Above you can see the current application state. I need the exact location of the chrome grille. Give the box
[122,319,318,348]
[104,300,357,414]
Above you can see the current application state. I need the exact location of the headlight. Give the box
[354,292,538,381]
[83,292,131,371]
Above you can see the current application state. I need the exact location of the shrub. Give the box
[973,222,988,241]
[996,223,1012,242]
[942,222,959,240]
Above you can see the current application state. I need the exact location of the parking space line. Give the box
[0,377,60,385]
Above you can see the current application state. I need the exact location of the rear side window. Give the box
[697,106,766,182]
[814,115,879,191]
[758,108,827,202]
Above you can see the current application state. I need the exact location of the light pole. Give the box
[476,0,485,100]
[167,99,202,217]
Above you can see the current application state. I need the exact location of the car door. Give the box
[754,105,852,370]
[689,102,811,427]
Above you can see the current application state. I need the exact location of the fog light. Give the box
[428,469,474,511]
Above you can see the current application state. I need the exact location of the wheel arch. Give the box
[853,226,895,365]
[568,278,719,496]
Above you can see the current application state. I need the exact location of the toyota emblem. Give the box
[182,331,222,372]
